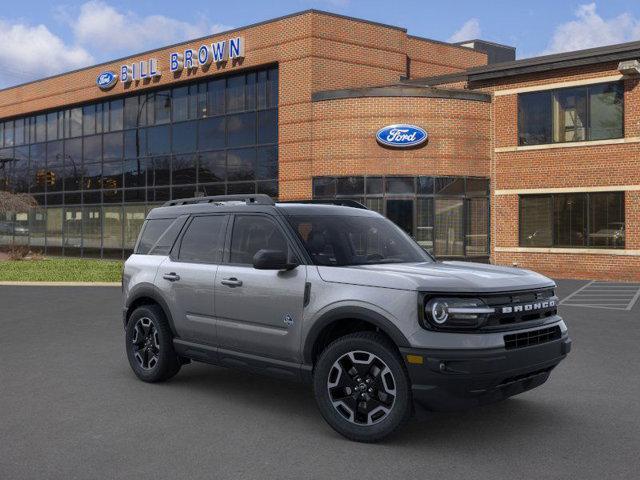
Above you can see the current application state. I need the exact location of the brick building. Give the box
[0,9,637,280]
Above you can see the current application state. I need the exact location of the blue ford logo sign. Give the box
[96,71,118,90]
[376,124,428,148]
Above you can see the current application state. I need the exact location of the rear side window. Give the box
[229,215,291,264]
[178,215,228,263]
[135,217,185,255]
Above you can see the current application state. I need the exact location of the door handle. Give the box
[221,277,243,287]
[163,272,181,282]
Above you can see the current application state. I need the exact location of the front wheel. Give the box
[125,304,181,383]
[313,332,412,442]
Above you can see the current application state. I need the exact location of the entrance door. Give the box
[386,199,414,236]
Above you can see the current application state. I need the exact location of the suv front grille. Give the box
[482,289,558,329]
[504,326,561,350]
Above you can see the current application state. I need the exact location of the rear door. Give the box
[214,213,307,362]
[157,214,229,345]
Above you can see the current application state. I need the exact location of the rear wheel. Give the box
[313,332,412,442]
[125,305,181,382]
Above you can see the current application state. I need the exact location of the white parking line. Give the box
[560,280,640,310]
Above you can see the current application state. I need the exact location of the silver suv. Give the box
[122,194,571,442]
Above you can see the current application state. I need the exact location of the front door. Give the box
[214,214,306,362]
[386,199,414,236]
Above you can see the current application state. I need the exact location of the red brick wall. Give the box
[406,37,487,79]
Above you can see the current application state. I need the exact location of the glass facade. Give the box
[312,176,490,258]
[519,192,625,249]
[0,66,278,258]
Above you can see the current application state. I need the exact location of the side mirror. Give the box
[252,249,298,270]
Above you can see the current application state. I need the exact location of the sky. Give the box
[2,0,640,88]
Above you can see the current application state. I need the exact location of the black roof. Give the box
[466,39,640,81]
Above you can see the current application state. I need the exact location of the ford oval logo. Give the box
[96,71,118,90]
[376,124,428,148]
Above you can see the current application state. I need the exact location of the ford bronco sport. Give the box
[122,194,571,442]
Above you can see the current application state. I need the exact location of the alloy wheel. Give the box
[131,317,160,370]
[326,350,396,425]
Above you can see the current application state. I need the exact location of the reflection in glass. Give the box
[435,198,464,256]
[103,206,123,257]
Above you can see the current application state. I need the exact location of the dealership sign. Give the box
[97,36,245,90]
[376,124,428,148]
[96,71,118,90]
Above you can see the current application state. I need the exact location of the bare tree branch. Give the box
[0,191,37,214]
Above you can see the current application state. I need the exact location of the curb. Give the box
[0,281,121,287]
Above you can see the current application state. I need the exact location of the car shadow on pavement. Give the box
[143,361,572,446]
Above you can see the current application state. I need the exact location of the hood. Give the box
[316,261,554,293]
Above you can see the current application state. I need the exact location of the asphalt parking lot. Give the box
[0,281,638,480]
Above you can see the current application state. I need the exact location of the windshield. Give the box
[287,214,433,266]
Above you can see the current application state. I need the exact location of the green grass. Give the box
[0,258,123,282]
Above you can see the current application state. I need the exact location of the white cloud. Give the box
[71,1,232,55]
[542,3,640,54]
[0,20,93,88]
[448,18,481,43]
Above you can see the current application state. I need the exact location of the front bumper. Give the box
[400,334,571,411]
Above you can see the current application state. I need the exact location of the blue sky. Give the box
[2,0,640,88]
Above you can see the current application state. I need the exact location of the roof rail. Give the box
[278,199,369,209]
[163,194,275,207]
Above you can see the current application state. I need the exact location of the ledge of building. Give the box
[495,247,640,256]
[311,85,491,103]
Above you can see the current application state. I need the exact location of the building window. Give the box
[519,192,624,248]
[518,82,623,145]
[313,176,490,259]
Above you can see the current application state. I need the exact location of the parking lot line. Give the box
[560,280,640,310]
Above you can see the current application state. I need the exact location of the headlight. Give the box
[424,297,495,329]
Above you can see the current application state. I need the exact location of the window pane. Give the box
[124,205,146,249]
[70,108,82,137]
[172,86,189,122]
[179,215,227,263]
[313,177,336,197]
[207,79,225,116]
[590,83,623,141]
[103,206,123,253]
[82,206,102,254]
[83,105,96,135]
[519,195,552,247]
[553,88,587,142]
[518,91,551,145]
[46,207,63,252]
[226,75,245,113]
[227,148,255,181]
[172,120,197,153]
[588,192,625,248]
[63,207,82,254]
[47,113,58,141]
[83,161,102,190]
[230,215,288,264]
[147,125,171,155]
[64,138,82,192]
[31,143,49,193]
[197,151,226,183]
[35,115,46,143]
[136,218,172,254]
[435,177,464,195]
[102,160,123,190]
[257,109,277,144]
[154,91,171,124]
[96,103,105,133]
[124,128,146,158]
[123,158,148,188]
[124,96,139,129]
[386,177,414,194]
[256,146,277,180]
[13,146,29,193]
[466,198,488,255]
[151,156,171,186]
[103,132,123,160]
[172,154,197,185]
[110,100,123,131]
[554,193,586,247]
[416,197,433,251]
[257,70,268,109]
[466,177,489,197]
[227,182,255,195]
[365,197,384,214]
[268,68,278,108]
[246,72,256,110]
[83,135,102,163]
[434,198,464,256]
[417,176,434,195]
[336,177,364,196]
[366,177,383,195]
[198,117,225,150]
[257,180,278,198]
[227,112,256,147]
[4,121,14,146]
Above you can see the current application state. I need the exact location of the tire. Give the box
[313,332,412,443]
[125,304,181,383]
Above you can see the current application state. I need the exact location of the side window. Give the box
[229,215,290,264]
[149,216,188,255]
[178,215,227,263]
[135,218,174,254]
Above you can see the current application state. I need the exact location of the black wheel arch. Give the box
[303,306,410,365]
[124,284,177,337]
